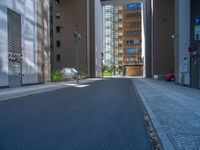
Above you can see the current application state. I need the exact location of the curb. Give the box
[0,79,101,102]
[132,79,175,150]
[0,85,69,102]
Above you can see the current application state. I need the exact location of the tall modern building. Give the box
[0,0,51,88]
[50,0,103,77]
[103,2,142,76]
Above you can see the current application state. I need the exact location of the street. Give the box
[0,78,151,150]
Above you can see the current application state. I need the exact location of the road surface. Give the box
[0,78,151,150]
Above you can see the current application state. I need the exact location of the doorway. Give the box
[190,47,200,89]
[7,9,22,88]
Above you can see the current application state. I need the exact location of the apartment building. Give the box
[103,2,142,76]
[50,0,103,77]
[0,0,50,88]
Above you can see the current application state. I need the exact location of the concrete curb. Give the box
[132,79,175,150]
[0,79,102,102]
[0,85,68,102]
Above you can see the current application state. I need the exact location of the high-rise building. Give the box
[103,2,142,76]
[50,0,103,77]
[0,0,50,88]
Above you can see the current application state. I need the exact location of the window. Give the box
[50,29,53,37]
[50,43,54,49]
[126,40,134,45]
[126,48,135,54]
[126,31,134,37]
[56,26,60,33]
[55,0,60,4]
[50,16,53,24]
[56,40,61,47]
[125,3,141,11]
[56,55,61,62]
[125,58,136,62]
[56,13,61,19]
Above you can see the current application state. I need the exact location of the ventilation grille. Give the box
[8,9,21,53]
[7,9,22,62]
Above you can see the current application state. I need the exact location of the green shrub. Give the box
[103,68,112,76]
[51,71,67,82]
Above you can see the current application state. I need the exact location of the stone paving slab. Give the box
[133,78,200,150]
[0,78,103,102]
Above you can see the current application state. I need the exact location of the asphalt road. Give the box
[0,78,152,150]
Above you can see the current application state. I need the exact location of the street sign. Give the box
[195,17,200,25]
[195,17,200,40]
[195,25,200,40]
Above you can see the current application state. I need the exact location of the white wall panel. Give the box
[0,6,9,86]
[0,0,40,86]
[95,0,103,77]
[178,0,190,85]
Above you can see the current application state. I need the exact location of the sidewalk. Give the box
[133,78,200,150]
[0,78,103,102]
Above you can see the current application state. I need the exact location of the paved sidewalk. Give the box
[133,78,200,150]
[0,78,103,102]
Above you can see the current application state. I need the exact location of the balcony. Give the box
[123,44,141,48]
[123,9,141,14]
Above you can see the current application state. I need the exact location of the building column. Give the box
[142,0,152,77]
[174,0,191,85]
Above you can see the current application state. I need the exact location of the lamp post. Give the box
[74,32,82,84]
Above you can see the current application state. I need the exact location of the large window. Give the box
[56,26,60,33]
[126,48,135,54]
[126,40,134,45]
[126,48,141,54]
[125,3,141,11]
[56,55,61,62]
[56,40,61,47]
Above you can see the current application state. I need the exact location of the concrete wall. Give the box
[94,0,103,77]
[152,0,175,76]
[0,0,50,87]
[37,0,51,83]
[0,4,9,86]
[174,0,190,85]
[142,0,152,77]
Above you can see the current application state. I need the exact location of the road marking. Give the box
[61,83,90,88]
[75,85,89,88]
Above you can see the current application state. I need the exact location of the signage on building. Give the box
[195,17,200,40]
[195,17,200,25]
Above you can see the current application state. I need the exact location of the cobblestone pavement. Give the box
[133,78,200,150]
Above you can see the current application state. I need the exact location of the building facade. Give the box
[50,0,103,77]
[143,0,200,89]
[0,0,50,88]
[103,2,142,76]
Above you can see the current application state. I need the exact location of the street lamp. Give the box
[74,31,82,84]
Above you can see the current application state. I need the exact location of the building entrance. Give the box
[7,9,22,87]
